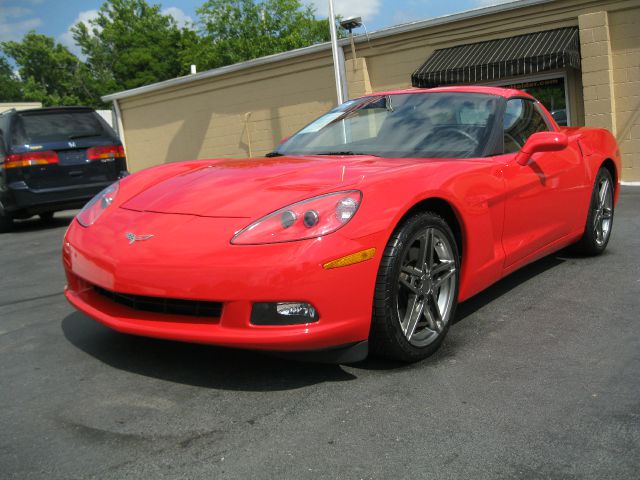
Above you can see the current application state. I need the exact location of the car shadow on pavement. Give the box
[61,312,357,391]
[351,251,568,372]
[10,213,75,233]
[454,252,566,324]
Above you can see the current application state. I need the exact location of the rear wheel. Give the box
[370,212,459,362]
[574,168,614,255]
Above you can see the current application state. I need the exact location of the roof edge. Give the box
[102,0,555,103]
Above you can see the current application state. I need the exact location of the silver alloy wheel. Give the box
[593,176,614,247]
[396,227,457,347]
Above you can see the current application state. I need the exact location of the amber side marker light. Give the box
[323,248,376,270]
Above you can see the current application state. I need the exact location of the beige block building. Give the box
[104,0,640,182]
[0,102,42,113]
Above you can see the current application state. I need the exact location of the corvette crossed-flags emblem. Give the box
[125,232,153,244]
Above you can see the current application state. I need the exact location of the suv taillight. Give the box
[4,151,59,169]
[87,145,125,160]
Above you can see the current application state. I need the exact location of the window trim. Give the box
[501,97,552,154]
[481,71,571,127]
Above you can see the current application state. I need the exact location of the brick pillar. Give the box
[578,11,617,134]
[345,58,373,100]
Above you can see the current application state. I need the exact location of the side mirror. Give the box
[515,132,568,166]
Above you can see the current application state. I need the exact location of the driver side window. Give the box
[503,99,549,154]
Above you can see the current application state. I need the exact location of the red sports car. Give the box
[63,86,620,363]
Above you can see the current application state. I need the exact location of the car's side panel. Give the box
[499,127,620,277]
[500,141,588,267]
[343,158,508,303]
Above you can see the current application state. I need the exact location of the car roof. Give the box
[13,106,96,116]
[360,85,534,99]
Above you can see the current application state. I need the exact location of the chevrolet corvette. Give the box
[63,86,620,362]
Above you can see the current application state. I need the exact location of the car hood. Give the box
[121,155,414,218]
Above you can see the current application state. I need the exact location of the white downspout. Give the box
[112,99,127,153]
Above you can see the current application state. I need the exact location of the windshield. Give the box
[276,92,499,159]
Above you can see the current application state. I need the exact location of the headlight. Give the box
[76,182,119,227]
[231,190,362,245]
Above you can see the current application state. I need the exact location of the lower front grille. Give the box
[93,285,222,318]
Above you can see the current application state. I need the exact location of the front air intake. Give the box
[93,285,222,318]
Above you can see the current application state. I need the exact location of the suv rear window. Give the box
[11,111,106,145]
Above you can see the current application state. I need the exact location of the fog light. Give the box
[276,302,316,318]
[251,302,319,325]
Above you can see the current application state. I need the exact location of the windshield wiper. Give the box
[314,151,357,155]
[68,133,102,140]
[265,151,284,157]
[314,151,381,157]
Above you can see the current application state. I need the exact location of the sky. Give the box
[0,0,513,57]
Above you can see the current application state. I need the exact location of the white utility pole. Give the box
[328,0,345,105]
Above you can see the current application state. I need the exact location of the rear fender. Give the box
[562,126,621,204]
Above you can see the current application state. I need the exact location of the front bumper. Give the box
[63,208,382,353]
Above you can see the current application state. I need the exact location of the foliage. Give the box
[2,0,340,106]
[1,33,97,106]
[192,0,338,70]
[72,0,185,94]
[0,55,23,102]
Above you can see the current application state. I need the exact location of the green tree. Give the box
[0,55,23,102]
[191,0,338,70]
[1,33,97,106]
[72,0,186,93]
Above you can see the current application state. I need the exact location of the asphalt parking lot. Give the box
[1,188,639,480]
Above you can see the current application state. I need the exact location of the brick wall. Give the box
[119,55,337,171]
[578,12,617,133]
[610,8,640,182]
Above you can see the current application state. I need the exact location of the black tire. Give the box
[574,168,614,255]
[370,212,460,362]
[39,212,55,223]
[0,209,13,233]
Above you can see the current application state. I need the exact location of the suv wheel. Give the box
[40,212,55,223]
[0,209,13,233]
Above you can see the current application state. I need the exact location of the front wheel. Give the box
[574,168,614,255]
[370,212,459,362]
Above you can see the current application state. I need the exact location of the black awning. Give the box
[411,27,581,88]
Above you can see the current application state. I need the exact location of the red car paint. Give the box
[63,87,621,355]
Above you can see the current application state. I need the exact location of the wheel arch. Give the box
[601,158,617,185]
[600,158,618,203]
[395,197,465,261]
